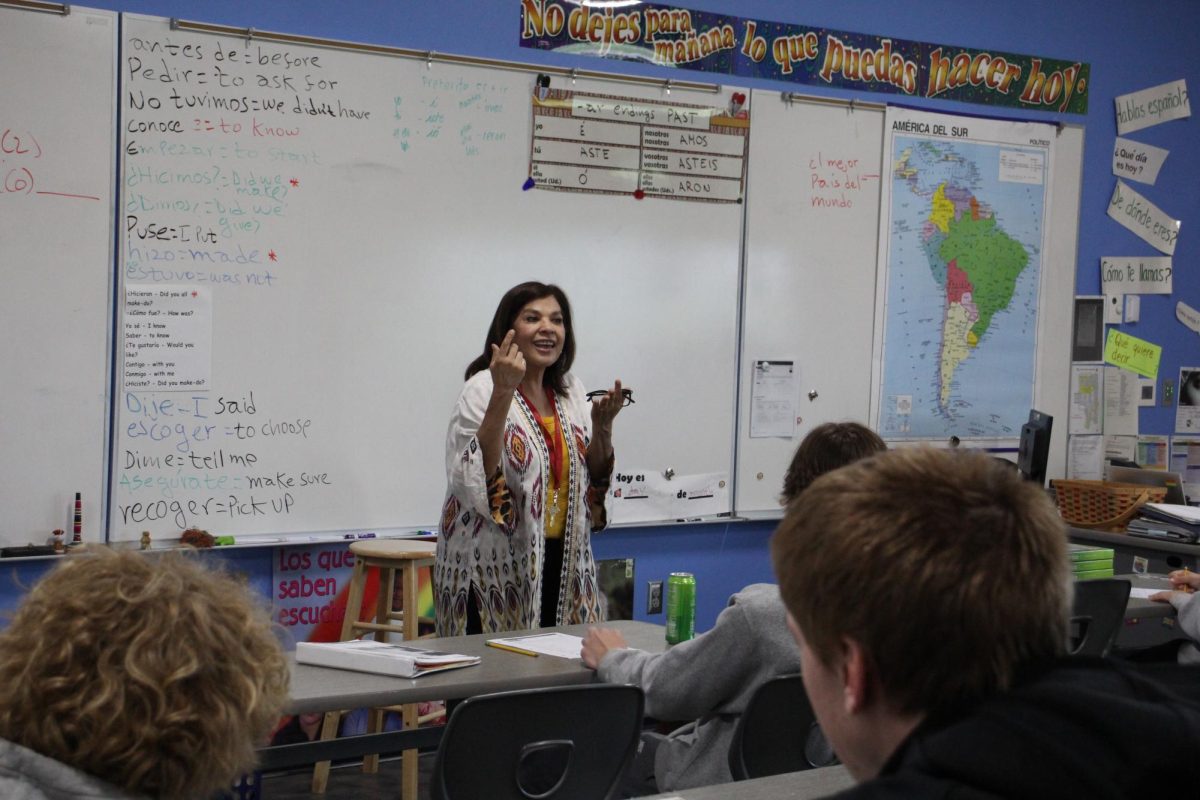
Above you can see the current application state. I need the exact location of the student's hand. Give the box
[1149,590,1182,603]
[581,626,629,669]
[489,330,526,395]
[1167,569,1200,593]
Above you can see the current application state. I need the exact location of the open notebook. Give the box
[296,640,480,678]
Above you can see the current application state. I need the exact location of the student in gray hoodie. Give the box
[582,422,885,794]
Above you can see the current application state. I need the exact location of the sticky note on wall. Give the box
[1104,328,1162,379]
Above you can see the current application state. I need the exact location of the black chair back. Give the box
[1069,578,1131,657]
[431,684,643,800]
[728,673,838,781]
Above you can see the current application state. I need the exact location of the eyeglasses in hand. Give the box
[586,388,635,407]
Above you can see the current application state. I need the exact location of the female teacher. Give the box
[434,281,627,635]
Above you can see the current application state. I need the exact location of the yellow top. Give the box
[542,415,568,539]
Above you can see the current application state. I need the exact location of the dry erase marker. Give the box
[485,641,539,657]
[69,492,83,547]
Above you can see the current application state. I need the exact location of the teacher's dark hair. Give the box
[465,281,576,395]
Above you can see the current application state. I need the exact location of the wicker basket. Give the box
[1050,479,1168,531]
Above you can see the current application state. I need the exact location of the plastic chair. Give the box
[728,673,838,781]
[1069,578,1132,657]
[431,684,644,800]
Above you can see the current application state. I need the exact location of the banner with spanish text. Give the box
[518,1,1088,114]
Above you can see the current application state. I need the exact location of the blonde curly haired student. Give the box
[0,549,289,800]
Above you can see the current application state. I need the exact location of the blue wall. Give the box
[0,521,776,633]
[3,0,1197,631]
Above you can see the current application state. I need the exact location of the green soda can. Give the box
[665,572,696,644]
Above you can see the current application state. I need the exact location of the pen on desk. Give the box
[485,641,539,657]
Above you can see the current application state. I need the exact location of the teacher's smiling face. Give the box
[512,295,565,373]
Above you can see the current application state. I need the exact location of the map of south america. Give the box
[922,183,1029,408]
[878,125,1046,441]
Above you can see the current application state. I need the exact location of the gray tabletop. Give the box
[287,619,666,713]
[642,765,854,799]
[1121,572,1177,620]
[1111,573,1188,649]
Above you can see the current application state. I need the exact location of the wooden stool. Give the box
[312,538,437,798]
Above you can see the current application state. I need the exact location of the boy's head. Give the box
[780,421,887,504]
[772,448,1069,778]
[0,549,289,799]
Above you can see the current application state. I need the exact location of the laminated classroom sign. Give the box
[1114,79,1191,135]
[1106,181,1181,256]
[1111,137,1168,185]
[1103,329,1162,380]
[1100,256,1173,296]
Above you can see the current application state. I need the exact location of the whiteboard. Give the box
[735,93,1081,516]
[0,6,116,549]
[111,15,746,541]
[735,94,884,516]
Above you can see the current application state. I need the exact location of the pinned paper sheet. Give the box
[1100,257,1173,295]
[1171,437,1200,490]
[1067,435,1104,480]
[1115,79,1191,135]
[1138,377,1156,407]
[1103,365,1138,436]
[1104,329,1162,379]
[1179,367,1200,434]
[749,359,797,438]
[1069,364,1103,435]
[1105,434,1137,462]
[1137,434,1169,467]
[1107,181,1180,255]
[1112,137,1168,185]
[1178,301,1200,335]
[123,285,212,391]
[609,470,729,525]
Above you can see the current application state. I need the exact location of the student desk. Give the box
[1117,572,1187,650]
[263,619,665,769]
[287,619,665,711]
[643,765,855,799]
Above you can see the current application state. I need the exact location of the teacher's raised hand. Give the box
[478,329,526,478]
[589,378,627,439]
[489,329,526,396]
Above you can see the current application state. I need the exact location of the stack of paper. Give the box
[1069,543,1114,580]
[1127,503,1200,544]
[296,640,480,678]
[485,632,584,659]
